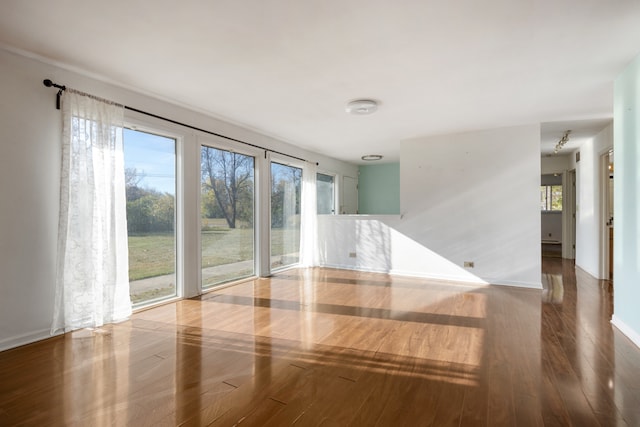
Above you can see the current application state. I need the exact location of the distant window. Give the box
[316,173,335,214]
[540,185,562,211]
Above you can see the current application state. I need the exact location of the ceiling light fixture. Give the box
[361,154,383,161]
[346,99,378,115]
[553,130,572,154]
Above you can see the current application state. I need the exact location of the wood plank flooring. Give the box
[1,259,640,426]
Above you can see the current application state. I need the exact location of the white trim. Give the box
[484,278,543,289]
[611,315,640,349]
[0,329,58,352]
[319,263,542,289]
[562,169,576,259]
[599,149,613,280]
[390,268,487,285]
[575,263,600,281]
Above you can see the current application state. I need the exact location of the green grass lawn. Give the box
[128,226,300,281]
[128,234,176,281]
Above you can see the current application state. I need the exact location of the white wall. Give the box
[541,213,562,242]
[395,125,542,288]
[0,50,61,351]
[0,48,357,351]
[541,155,570,174]
[318,125,542,288]
[570,124,612,279]
[317,215,488,284]
[612,52,640,348]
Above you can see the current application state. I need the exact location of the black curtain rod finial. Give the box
[43,79,66,109]
[43,79,66,90]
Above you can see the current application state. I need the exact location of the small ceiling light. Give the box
[361,154,383,161]
[346,99,378,115]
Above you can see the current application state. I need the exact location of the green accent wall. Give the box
[358,163,400,214]
[613,52,640,340]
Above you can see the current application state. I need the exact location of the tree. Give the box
[270,164,301,228]
[201,147,254,228]
[124,167,174,233]
[125,167,147,202]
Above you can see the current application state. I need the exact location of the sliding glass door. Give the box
[201,145,255,287]
[270,162,302,269]
[123,128,177,306]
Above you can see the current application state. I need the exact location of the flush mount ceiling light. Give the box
[346,99,378,115]
[361,154,383,161]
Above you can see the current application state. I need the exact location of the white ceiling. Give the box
[2,1,640,163]
[540,118,613,157]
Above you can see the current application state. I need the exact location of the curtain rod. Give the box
[43,79,317,165]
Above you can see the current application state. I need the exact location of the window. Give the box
[201,145,255,287]
[540,185,562,211]
[123,128,177,306]
[271,162,302,269]
[317,173,335,214]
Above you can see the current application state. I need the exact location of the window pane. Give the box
[551,185,563,211]
[201,146,255,287]
[317,173,335,214]
[540,185,563,211]
[123,128,176,306]
[540,186,548,211]
[271,162,302,269]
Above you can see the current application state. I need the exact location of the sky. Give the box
[123,128,176,195]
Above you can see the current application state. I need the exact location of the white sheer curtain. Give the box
[299,162,318,267]
[51,90,131,334]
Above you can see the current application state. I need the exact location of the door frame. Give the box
[562,169,576,259]
[600,149,614,280]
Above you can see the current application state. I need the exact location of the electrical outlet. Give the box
[349,252,357,258]
[464,261,474,268]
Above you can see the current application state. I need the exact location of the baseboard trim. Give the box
[485,278,543,289]
[320,262,483,284]
[611,315,640,349]
[0,328,56,352]
[319,263,391,276]
[575,263,606,281]
[318,263,541,289]
[389,268,487,285]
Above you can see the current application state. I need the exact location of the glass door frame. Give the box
[123,115,185,307]
[198,135,263,290]
[268,154,306,274]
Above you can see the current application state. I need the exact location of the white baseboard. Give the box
[0,328,56,352]
[389,268,487,285]
[318,263,542,289]
[485,278,543,289]
[611,315,640,349]
[320,262,390,275]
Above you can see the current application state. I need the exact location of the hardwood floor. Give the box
[1,259,639,426]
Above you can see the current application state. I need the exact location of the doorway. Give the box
[342,175,358,214]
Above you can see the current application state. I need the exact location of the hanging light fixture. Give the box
[553,130,572,154]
